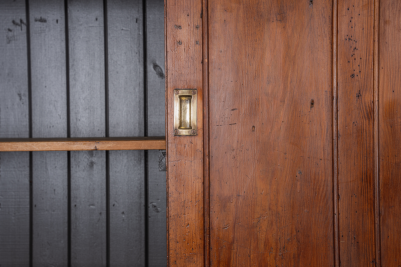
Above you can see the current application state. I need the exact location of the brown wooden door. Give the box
[166,0,400,266]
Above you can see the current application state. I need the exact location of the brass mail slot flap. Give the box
[173,89,197,136]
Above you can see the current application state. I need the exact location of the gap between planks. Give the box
[0,137,166,151]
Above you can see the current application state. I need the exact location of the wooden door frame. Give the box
[165,0,208,266]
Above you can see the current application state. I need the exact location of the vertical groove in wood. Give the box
[164,0,169,265]
[333,0,340,266]
[373,0,380,265]
[63,2,72,265]
[143,1,149,266]
[24,0,33,264]
[102,0,110,265]
[202,0,210,266]
[64,1,71,264]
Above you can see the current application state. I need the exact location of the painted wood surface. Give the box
[146,0,167,266]
[0,0,30,265]
[67,0,107,265]
[0,0,166,266]
[29,0,68,266]
[106,0,146,265]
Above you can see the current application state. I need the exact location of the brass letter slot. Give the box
[174,89,197,136]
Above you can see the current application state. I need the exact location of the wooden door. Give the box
[167,0,401,266]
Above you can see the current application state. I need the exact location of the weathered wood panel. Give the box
[106,0,146,265]
[208,0,333,266]
[166,0,204,265]
[379,1,401,266]
[68,0,107,265]
[146,0,166,266]
[0,1,30,265]
[337,0,376,265]
[29,0,68,265]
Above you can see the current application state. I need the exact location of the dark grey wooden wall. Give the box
[0,0,166,266]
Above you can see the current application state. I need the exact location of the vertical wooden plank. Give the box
[166,0,204,265]
[106,0,146,266]
[333,1,340,266]
[208,0,333,266]
[0,154,30,266]
[373,0,380,265]
[337,0,376,265]
[0,1,30,265]
[146,0,166,266]
[379,1,401,266]
[29,0,68,265]
[68,0,106,265]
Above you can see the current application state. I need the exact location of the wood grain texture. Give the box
[166,0,204,265]
[379,1,401,266]
[68,0,106,265]
[208,0,333,266]
[0,0,30,265]
[29,1,68,265]
[106,0,146,265]
[0,137,165,151]
[337,0,376,265]
[146,0,167,266]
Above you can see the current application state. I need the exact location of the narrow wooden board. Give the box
[0,0,30,265]
[0,137,166,151]
[166,0,204,265]
[29,0,69,265]
[106,0,146,265]
[146,0,167,266]
[337,0,376,265]
[379,1,401,266]
[68,0,107,265]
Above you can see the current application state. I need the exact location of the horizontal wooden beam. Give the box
[0,137,166,152]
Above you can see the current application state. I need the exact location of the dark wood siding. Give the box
[0,1,30,265]
[0,0,165,266]
[30,0,68,265]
